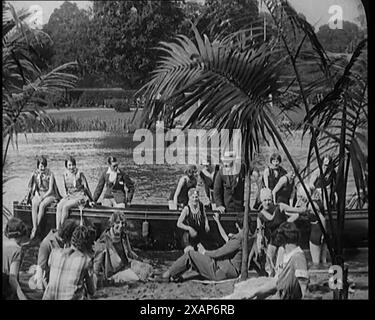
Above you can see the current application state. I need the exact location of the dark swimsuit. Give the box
[258,205,287,246]
[169,176,197,206]
[181,202,206,249]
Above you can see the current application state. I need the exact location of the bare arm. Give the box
[93,171,106,203]
[213,212,228,242]
[177,207,193,232]
[81,173,93,202]
[203,206,210,233]
[263,167,270,189]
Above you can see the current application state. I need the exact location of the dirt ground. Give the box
[19,246,368,300]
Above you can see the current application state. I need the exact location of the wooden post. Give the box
[240,170,251,280]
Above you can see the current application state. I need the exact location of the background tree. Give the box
[87,0,185,89]
[316,21,365,53]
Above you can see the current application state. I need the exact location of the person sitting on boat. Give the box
[93,212,141,286]
[43,225,97,300]
[309,155,337,210]
[92,156,135,208]
[169,164,198,209]
[22,156,61,240]
[272,168,297,206]
[262,153,287,191]
[198,160,219,204]
[30,219,80,290]
[3,218,29,300]
[213,151,246,214]
[177,188,210,252]
[56,156,94,230]
[161,213,248,283]
[225,222,309,300]
[257,188,307,277]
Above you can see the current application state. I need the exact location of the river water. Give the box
[3,130,356,213]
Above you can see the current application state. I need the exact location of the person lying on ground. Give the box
[177,188,210,252]
[2,218,29,300]
[43,225,96,300]
[162,213,248,282]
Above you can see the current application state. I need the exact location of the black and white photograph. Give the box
[2,0,368,302]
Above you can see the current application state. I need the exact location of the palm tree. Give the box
[137,0,367,298]
[2,3,79,220]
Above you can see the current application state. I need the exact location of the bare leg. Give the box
[59,198,82,227]
[321,242,328,264]
[309,241,321,265]
[266,244,277,277]
[37,196,56,225]
[31,195,42,239]
[56,198,68,230]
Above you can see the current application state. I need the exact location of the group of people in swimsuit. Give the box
[2,151,345,299]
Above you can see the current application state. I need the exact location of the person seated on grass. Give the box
[42,225,96,300]
[177,188,210,252]
[2,218,29,300]
[31,219,80,290]
[93,212,146,286]
[161,213,247,283]
[229,222,309,300]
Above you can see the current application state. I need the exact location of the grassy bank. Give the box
[22,108,141,133]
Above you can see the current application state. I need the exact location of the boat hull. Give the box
[13,201,368,250]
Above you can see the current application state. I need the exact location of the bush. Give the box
[107,98,130,112]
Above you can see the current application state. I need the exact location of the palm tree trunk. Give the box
[240,170,251,280]
[3,135,11,169]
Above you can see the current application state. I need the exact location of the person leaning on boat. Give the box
[23,156,61,239]
[177,188,210,252]
[92,156,135,208]
[56,156,94,230]
[272,168,297,206]
[213,151,246,213]
[169,164,198,209]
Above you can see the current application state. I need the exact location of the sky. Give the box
[9,0,365,30]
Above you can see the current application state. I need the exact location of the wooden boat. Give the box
[13,201,368,250]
